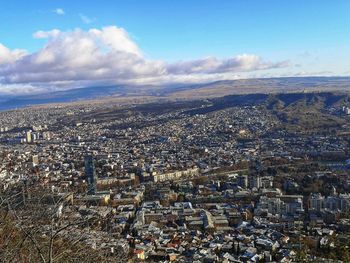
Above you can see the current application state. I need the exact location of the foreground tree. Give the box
[0,184,128,263]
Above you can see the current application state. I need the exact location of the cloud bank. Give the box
[0,25,289,94]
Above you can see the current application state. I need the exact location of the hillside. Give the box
[1,76,350,110]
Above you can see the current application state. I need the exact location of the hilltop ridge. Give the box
[1,76,350,110]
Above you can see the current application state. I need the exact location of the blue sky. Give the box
[0,1,350,94]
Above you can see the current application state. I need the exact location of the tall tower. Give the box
[85,155,97,195]
[32,155,39,167]
[26,130,32,143]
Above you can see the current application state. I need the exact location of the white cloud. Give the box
[79,14,95,24]
[54,8,65,16]
[293,70,333,77]
[33,29,61,39]
[167,55,289,75]
[0,25,290,94]
[89,26,142,56]
[0,26,164,85]
[0,43,27,65]
[0,83,45,95]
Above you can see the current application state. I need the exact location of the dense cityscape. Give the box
[1,93,350,262]
[1,1,350,262]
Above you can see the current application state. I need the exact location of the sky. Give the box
[0,0,350,95]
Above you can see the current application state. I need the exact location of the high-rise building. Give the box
[85,155,97,195]
[236,174,248,188]
[249,175,261,189]
[42,131,52,140]
[309,193,325,211]
[26,130,32,143]
[32,155,39,167]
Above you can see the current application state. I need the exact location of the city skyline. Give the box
[2,2,350,262]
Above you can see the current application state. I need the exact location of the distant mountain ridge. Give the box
[1,76,350,111]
